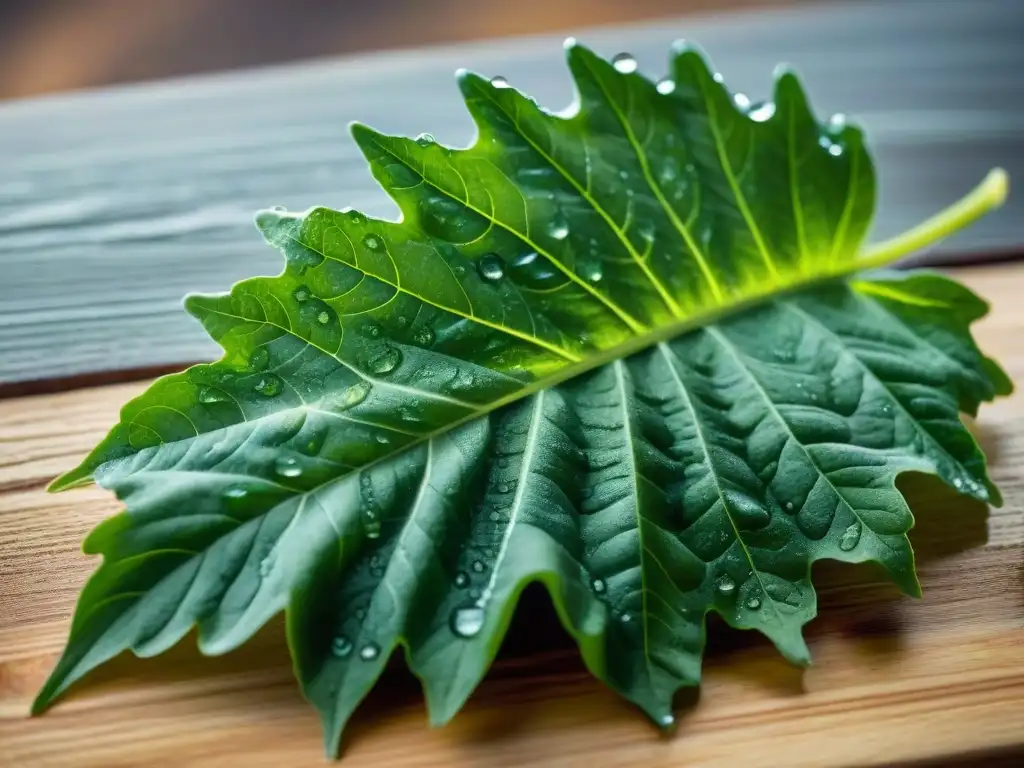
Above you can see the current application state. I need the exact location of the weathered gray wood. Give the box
[1,0,1022,386]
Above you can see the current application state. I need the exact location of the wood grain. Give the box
[1,264,1022,766]
[1,0,1023,386]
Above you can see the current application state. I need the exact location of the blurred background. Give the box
[0,0,797,99]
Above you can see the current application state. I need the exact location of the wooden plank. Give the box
[1,264,1022,766]
[1,0,1023,387]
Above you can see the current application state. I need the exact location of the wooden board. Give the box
[1,264,1022,766]
[2,0,1023,387]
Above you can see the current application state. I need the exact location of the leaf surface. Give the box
[36,42,1010,757]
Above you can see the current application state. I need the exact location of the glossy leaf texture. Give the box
[36,41,1010,758]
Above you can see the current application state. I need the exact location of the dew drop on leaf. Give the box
[198,386,228,404]
[490,75,510,89]
[716,575,736,596]
[375,433,390,445]
[258,553,275,578]
[621,612,632,623]
[413,326,435,346]
[366,345,402,375]
[656,78,675,94]
[249,346,270,371]
[362,322,382,339]
[829,113,848,129]
[317,310,332,325]
[415,133,436,147]
[546,215,570,240]
[275,456,303,479]
[839,521,862,551]
[223,485,247,501]
[611,53,637,74]
[746,595,762,610]
[359,643,380,661]
[657,714,675,728]
[254,374,283,397]
[292,285,310,303]
[454,571,470,589]
[488,511,500,522]
[471,560,485,573]
[450,605,485,638]
[497,457,509,469]
[749,102,776,122]
[477,253,505,282]
[331,635,353,658]
[330,380,372,411]
[362,234,383,251]
[785,501,795,512]
[497,482,510,494]
[592,578,606,595]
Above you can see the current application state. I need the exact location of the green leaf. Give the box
[35,41,1010,757]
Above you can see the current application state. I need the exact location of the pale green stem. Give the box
[854,168,1009,272]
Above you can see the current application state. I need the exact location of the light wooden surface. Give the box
[2,0,1023,386]
[0,264,1022,767]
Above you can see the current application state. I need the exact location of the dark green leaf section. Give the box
[34,275,1008,756]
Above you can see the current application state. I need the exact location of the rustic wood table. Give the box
[1,1,1023,765]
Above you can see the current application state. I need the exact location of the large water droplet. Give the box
[656,78,675,95]
[415,133,436,147]
[490,75,510,89]
[292,285,311,303]
[359,642,380,661]
[746,595,762,610]
[454,571,470,589]
[450,605,485,637]
[477,253,505,281]
[716,575,736,596]
[839,521,862,552]
[611,53,637,74]
[198,386,228,404]
[223,485,248,501]
[331,635,353,658]
[546,215,569,240]
[330,380,372,411]
[829,113,848,130]
[362,234,383,251]
[249,346,270,371]
[749,102,776,122]
[733,92,751,109]
[592,578,606,595]
[316,309,333,325]
[366,345,402,375]
[275,456,303,479]
[254,374,283,397]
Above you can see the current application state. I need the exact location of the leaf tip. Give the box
[47,469,90,493]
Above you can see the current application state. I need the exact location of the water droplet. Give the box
[497,482,510,494]
[223,485,247,501]
[366,345,402,375]
[619,169,630,181]
[364,519,382,539]
[733,92,751,109]
[454,571,470,589]
[272,205,287,212]
[712,72,724,83]
[362,322,381,339]
[611,53,637,74]
[396,315,408,328]
[839,521,862,552]
[415,133,436,147]
[749,102,776,122]
[829,113,847,129]
[953,477,964,490]
[881,403,892,415]
[249,346,270,371]
[317,310,332,325]
[746,595,762,610]
[546,215,569,240]
[198,386,228,404]
[828,143,843,157]
[592,578,606,595]
[254,374,283,397]
[471,560,485,573]
[413,326,435,346]
[716,575,736,596]
[584,262,604,282]
[362,234,383,251]
[375,433,390,445]
[331,635,353,658]
[330,380,372,411]
[490,75,510,89]
[785,501,795,512]
[275,456,303,479]
[292,285,310,303]
[302,432,325,456]
[450,605,485,637]
[638,221,655,242]
[656,78,675,95]
[621,612,632,623]
[497,457,509,469]
[359,642,380,661]
[477,253,505,282]
[489,510,500,522]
